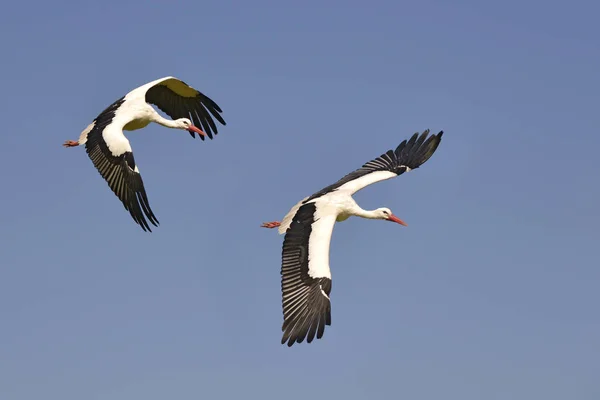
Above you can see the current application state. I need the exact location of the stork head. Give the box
[177,118,206,137]
[377,207,408,226]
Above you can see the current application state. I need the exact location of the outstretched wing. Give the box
[145,77,226,139]
[305,129,443,202]
[280,201,337,347]
[81,98,159,232]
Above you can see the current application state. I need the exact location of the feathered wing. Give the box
[280,202,337,347]
[277,196,309,234]
[274,129,444,345]
[81,98,159,232]
[304,129,443,202]
[145,77,226,139]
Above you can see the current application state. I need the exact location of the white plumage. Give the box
[64,76,226,232]
[262,130,444,346]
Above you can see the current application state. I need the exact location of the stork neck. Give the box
[150,111,179,128]
[352,205,380,220]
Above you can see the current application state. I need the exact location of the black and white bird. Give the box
[261,130,443,346]
[64,76,226,232]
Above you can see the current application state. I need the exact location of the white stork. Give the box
[261,130,443,346]
[64,76,226,232]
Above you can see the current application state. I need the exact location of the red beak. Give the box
[187,125,206,137]
[387,214,408,226]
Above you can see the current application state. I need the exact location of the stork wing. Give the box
[144,77,226,139]
[305,130,443,202]
[82,100,159,232]
[280,201,337,347]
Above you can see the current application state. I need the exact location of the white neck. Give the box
[149,110,180,129]
[351,204,382,220]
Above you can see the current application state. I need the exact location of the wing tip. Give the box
[279,280,332,348]
[280,317,331,347]
[396,128,444,170]
[133,213,160,232]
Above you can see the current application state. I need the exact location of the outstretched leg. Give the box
[261,221,281,229]
[63,140,79,148]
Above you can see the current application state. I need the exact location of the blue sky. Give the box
[1,0,599,399]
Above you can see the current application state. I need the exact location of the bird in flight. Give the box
[64,76,226,232]
[262,129,443,346]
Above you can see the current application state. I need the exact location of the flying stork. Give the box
[261,129,443,346]
[63,76,227,232]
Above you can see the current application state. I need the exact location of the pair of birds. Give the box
[65,76,444,347]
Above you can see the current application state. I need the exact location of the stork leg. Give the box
[63,140,80,148]
[261,221,281,229]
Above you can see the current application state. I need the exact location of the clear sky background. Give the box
[1,0,598,399]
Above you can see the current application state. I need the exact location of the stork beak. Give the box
[187,125,206,137]
[387,214,408,226]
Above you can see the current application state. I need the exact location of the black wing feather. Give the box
[83,98,159,232]
[145,79,227,140]
[304,129,443,202]
[280,202,332,347]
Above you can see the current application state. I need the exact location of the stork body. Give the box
[64,76,226,232]
[262,130,444,347]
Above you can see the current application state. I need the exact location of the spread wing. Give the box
[81,98,159,232]
[145,77,226,139]
[280,202,337,347]
[305,129,443,202]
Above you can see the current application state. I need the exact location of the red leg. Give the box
[261,221,281,229]
[63,140,79,148]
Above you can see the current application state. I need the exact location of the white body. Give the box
[279,172,398,281]
[275,129,443,346]
[277,170,398,234]
[77,77,182,159]
[69,75,226,232]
